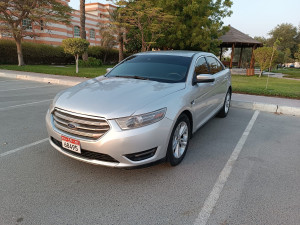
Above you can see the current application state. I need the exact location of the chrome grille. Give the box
[52,108,110,140]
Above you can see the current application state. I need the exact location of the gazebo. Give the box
[219,26,263,74]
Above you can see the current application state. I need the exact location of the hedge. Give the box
[0,40,73,65]
[0,40,121,65]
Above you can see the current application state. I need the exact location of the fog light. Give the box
[125,148,157,161]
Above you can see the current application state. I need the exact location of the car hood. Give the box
[54,77,185,119]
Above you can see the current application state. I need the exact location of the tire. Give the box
[167,114,191,166]
[217,89,231,118]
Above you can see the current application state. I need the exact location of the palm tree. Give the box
[99,9,126,62]
[80,0,88,61]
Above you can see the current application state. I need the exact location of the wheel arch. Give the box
[180,110,193,138]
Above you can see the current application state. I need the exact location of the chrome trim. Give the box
[52,108,110,140]
[53,110,108,126]
[53,115,109,132]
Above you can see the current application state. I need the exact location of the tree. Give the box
[294,44,300,61]
[283,48,293,63]
[99,8,126,62]
[118,0,174,52]
[125,27,142,53]
[98,29,117,63]
[156,0,232,53]
[254,47,277,77]
[62,38,89,73]
[268,23,298,55]
[0,0,72,66]
[254,36,268,46]
[80,0,88,61]
[266,39,280,89]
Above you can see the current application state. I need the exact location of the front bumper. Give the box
[46,109,173,168]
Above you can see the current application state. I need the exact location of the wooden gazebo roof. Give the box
[219,26,263,48]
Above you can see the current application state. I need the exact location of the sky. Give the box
[69,0,300,38]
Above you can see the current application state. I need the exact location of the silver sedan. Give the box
[46,51,232,168]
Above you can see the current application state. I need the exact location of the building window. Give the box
[90,29,95,39]
[74,26,80,37]
[22,19,32,30]
[40,20,44,31]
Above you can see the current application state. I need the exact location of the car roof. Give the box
[135,50,214,58]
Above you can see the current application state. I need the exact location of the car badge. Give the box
[67,123,78,129]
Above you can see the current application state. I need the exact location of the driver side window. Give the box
[195,57,209,75]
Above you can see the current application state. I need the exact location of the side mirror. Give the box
[106,68,113,73]
[194,74,215,84]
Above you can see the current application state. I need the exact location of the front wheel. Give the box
[167,114,191,166]
[217,89,231,118]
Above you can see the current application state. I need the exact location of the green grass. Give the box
[0,65,113,78]
[0,65,299,99]
[232,75,300,99]
[273,68,300,79]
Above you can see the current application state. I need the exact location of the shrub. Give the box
[88,46,119,64]
[0,39,128,65]
[79,57,103,67]
[0,39,74,65]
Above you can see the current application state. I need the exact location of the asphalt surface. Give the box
[0,77,299,225]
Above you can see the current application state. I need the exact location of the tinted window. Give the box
[106,55,192,83]
[206,57,223,74]
[195,57,209,75]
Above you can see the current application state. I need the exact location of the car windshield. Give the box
[106,55,192,83]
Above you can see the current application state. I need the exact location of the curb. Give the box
[1,71,300,117]
[0,70,85,86]
[231,100,300,117]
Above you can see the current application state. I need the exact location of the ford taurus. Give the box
[46,51,231,168]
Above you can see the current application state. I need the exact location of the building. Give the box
[0,0,116,46]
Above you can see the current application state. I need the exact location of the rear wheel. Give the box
[217,89,231,118]
[167,114,191,166]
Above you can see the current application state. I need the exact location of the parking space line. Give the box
[0,99,52,111]
[0,138,48,158]
[0,85,52,92]
[194,110,260,225]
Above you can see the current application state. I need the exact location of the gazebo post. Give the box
[230,43,235,68]
[238,47,243,68]
[220,47,223,61]
[250,45,256,69]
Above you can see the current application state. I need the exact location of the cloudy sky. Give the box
[69,0,300,38]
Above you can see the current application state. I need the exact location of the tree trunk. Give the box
[15,39,25,66]
[76,55,79,73]
[80,0,88,61]
[82,52,88,61]
[118,32,124,62]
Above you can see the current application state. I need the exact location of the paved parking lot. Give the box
[0,77,299,225]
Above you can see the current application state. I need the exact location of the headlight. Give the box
[116,108,167,130]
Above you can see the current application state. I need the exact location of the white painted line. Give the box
[0,99,52,111]
[0,138,48,158]
[194,110,260,225]
[0,85,52,92]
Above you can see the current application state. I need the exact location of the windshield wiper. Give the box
[114,75,149,80]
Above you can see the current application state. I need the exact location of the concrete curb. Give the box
[0,70,86,86]
[1,70,299,116]
[231,100,300,116]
